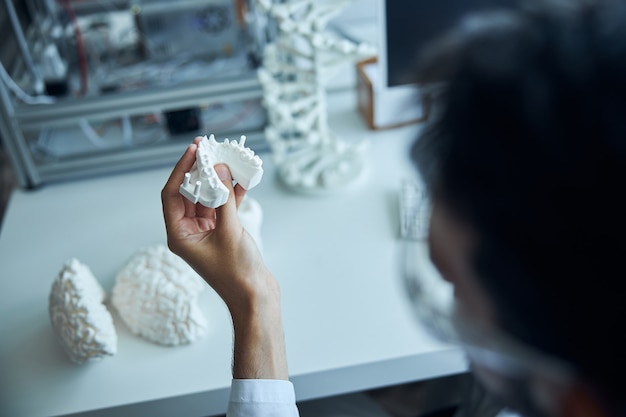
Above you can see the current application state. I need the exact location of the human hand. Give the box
[161,138,288,379]
[162,137,271,312]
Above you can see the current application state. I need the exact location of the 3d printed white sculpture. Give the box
[48,259,117,364]
[111,245,209,346]
[179,134,264,208]
[255,0,375,192]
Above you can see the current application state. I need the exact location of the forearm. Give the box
[230,287,289,380]
[163,142,294,417]
[233,305,289,380]
[181,238,289,379]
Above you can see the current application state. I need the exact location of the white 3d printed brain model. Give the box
[179,134,263,208]
[111,245,209,346]
[48,259,117,364]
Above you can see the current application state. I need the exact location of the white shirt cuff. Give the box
[227,379,299,417]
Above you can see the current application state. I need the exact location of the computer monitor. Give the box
[376,0,517,126]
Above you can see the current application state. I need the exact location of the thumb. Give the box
[214,164,241,231]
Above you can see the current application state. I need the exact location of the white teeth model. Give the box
[48,259,117,364]
[111,246,209,346]
[179,134,264,208]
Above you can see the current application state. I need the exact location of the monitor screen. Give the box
[384,0,518,88]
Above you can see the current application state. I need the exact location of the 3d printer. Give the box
[0,0,272,187]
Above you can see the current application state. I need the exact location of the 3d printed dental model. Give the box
[179,134,264,208]
[111,246,209,346]
[48,259,117,364]
[255,0,375,192]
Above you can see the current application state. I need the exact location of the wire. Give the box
[0,61,56,105]
[79,114,168,148]
[79,119,111,147]
[3,0,44,94]
[59,0,89,95]
[204,100,262,132]
[121,115,132,145]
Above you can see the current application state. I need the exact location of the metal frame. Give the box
[0,0,269,188]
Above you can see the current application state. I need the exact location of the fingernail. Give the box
[215,165,231,181]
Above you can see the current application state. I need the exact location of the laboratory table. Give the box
[0,91,467,417]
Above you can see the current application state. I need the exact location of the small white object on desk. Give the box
[399,179,430,241]
[179,134,264,208]
[48,258,117,364]
[111,245,209,346]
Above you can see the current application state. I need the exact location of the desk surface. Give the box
[0,91,466,417]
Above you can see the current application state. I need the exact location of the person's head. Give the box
[411,1,626,416]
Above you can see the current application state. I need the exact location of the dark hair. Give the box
[412,0,626,409]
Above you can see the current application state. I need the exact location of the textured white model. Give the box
[111,246,209,346]
[179,134,264,208]
[48,259,117,364]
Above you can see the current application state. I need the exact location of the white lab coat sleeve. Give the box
[227,379,300,417]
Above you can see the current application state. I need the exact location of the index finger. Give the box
[162,142,198,227]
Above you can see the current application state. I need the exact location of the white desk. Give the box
[0,91,466,417]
